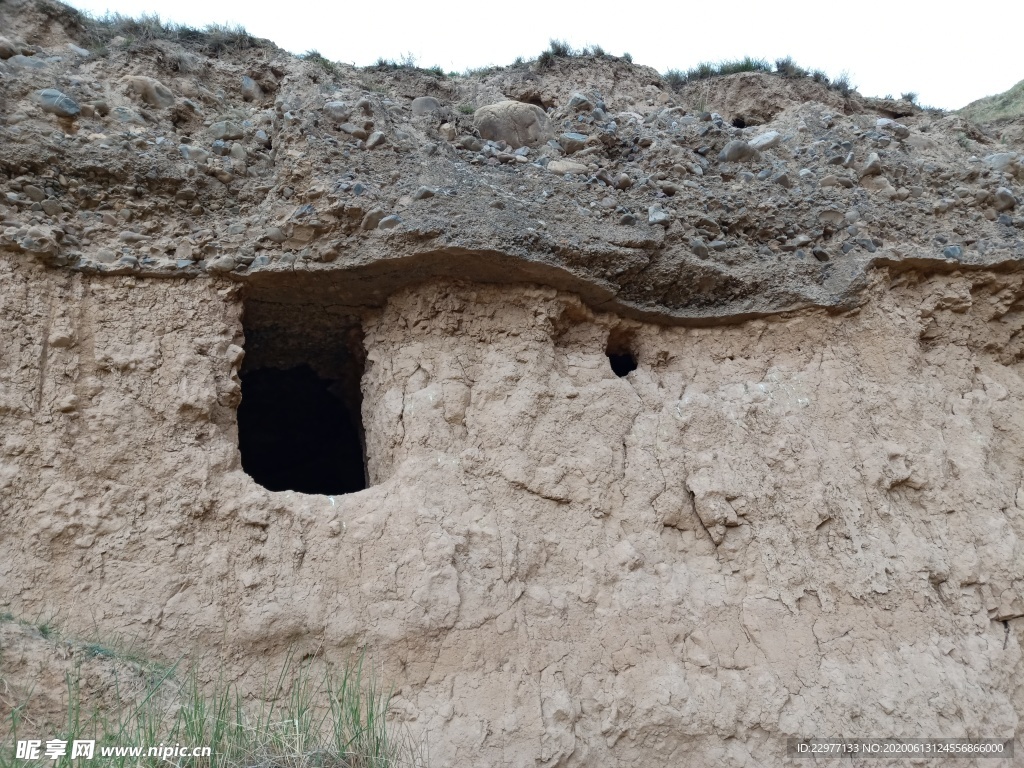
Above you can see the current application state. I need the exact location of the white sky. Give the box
[65,0,1020,110]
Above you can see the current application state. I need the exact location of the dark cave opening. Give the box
[238,297,367,495]
[238,365,366,495]
[606,328,638,377]
[608,352,638,377]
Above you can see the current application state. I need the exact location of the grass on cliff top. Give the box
[0,619,423,768]
[662,55,859,96]
[365,53,446,79]
[959,78,1024,123]
[536,38,631,68]
[30,0,274,57]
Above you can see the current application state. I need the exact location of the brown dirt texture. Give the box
[1,1,1023,765]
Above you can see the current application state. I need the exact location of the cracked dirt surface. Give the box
[2,258,1022,765]
[2,0,1024,764]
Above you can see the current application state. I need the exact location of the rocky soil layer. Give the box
[2,0,1023,323]
[2,2,1024,767]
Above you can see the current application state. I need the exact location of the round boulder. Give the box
[411,96,441,116]
[36,89,80,118]
[241,76,263,102]
[323,101,350,123]
[473,100,549,149]
[124,75,175,109]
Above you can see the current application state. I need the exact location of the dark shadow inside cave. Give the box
[607,352,638,377]
[238,297,367,495]
[238,365,366,495]
[606,328,639,378]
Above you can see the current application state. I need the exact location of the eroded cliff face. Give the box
[3,0,1024,762]
[2,251,1021,765]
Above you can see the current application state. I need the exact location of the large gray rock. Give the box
[547,159,588,176]
[860,152,882,178]
[567,92,595,111]
[718,140,755,162]
[8,54,48,69]
[748,131,781,151]
[473,101,549,149]
[648,206,671,227]
[210,121,244,140]
[124,76,174,109]
[0,35,17,59]
[984,153,1017,173]
[994,187,1017,212]
[207,255,237,273]
[361,208,387,230]
[112,106,145,124]
[241,76,263,102]
[558,132,588,154]
[411,96,441,116]
[323,101,350,123]
[876,118,910,139]
[984,153,1023,180]
[179,144,211,164]
[36,89,80,118]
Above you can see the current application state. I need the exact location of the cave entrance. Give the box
[608,352,638,377]
[237,298,367,495]
[606,328,638,378]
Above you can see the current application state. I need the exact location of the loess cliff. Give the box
[1,0,1023,765]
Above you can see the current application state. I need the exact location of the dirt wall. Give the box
[1,254,1022,766]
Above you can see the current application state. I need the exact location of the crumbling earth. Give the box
[1,0,1023,765]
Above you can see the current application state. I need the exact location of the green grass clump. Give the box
[534,39,625,68]
[1,625,423,768]
[959,78,1024,123]
[663,69,686,89]
[303,50,339,78]
[775,56,808,78]
[659,55,867,100]
[721,56,771,75]
[829,71,855,96]
[547,39,573,58]
[196,23,263,55]
[368,55,446,79]
[663,57,771,89]
[75,11,270,56]
[537,39,587,66]
[686,62,717,82]
[7,659,418,768]
[462,64,502,78]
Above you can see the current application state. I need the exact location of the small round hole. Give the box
[608,352,637,377]
[731,116,747,129]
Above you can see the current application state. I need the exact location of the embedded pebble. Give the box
[210,121,244,140]
[648,206,671,227]
[718,140,755,163]
[36,89,80,118]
